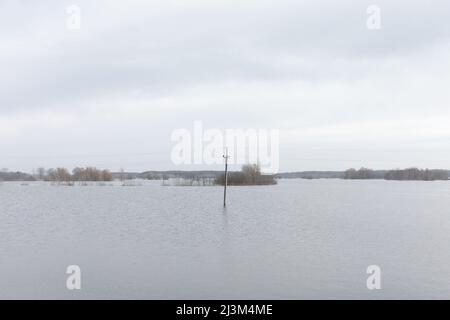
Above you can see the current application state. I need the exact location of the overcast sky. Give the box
[1,0,450,172]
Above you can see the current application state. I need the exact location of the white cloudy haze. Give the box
[1,0,450,172]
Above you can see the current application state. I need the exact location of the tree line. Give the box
[344,167,449,181]
[39,167,113,182]
[215,164,277,186]
[384,168,448,181]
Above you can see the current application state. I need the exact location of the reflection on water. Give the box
[1,179,450,299]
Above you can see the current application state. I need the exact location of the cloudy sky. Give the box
[1,0,450,172]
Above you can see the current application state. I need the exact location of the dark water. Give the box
[1,179,450,299]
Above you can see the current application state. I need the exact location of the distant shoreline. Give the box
[1,167,449,182]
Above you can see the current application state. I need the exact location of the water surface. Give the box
[1,179,450,299]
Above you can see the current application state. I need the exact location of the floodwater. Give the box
[1,179,450,299]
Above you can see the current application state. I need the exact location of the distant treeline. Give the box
[111,170,223,181]
[384,168,448,181]
[344,167,449,181]
[275,171,343,179]
[44,167,113,183]
[136,170,223,181]
[71,167,113,181]
[0,167,112,182]
[215,164,277,186]
[0,170,35,181]
[343,168,382,180]
[1,167,449,182]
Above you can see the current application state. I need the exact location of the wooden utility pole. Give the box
[223,148,229,207]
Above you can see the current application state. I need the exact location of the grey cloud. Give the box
[2,0,450,113]
[1,0,450,171]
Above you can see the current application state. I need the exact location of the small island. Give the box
[215,164,277,186]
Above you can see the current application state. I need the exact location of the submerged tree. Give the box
[215,164,277,186]
[48,168,71,184]
[72,167,113,181]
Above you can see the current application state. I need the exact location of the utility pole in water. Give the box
[223,148,229,207]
